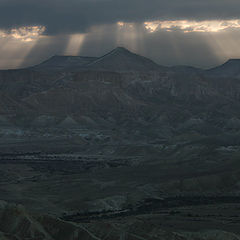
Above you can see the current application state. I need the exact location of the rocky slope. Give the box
[0,201,240,240]
[33,55,98,71]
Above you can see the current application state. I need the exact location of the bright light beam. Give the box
[64,34,86,55]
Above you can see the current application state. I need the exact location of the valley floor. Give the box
[0,130,240,239]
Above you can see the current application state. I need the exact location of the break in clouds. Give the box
[1,0,240,69]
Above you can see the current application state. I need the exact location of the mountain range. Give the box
[0,47,240,134]
[1,47,240,240]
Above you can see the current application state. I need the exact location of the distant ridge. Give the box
[1,46,240,131]
[28,47,240,77]
[207,58,240,77]
[33,55,98,71]
[86,47,164,72]
[31,47,165,72]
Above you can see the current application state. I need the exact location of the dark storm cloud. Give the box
[0,0,240,34]
[1,0,240,69]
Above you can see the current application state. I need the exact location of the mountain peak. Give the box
[102,47,132,58]
[112,47,130,53]
[32,47,163,72]
[86,47,162,72]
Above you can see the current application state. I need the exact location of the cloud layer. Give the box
[1,0,240,69]
[1,0,240,34]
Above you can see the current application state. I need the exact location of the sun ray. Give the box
[64,33,86,55]
[116,22,138,52]
[1,39,38,69]
[0,25,46,69]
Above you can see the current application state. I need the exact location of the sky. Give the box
[1,0,240,69]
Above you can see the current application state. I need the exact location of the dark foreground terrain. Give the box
[1,132,240,239]
[1,48,240,239]
[1,200,240,240]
